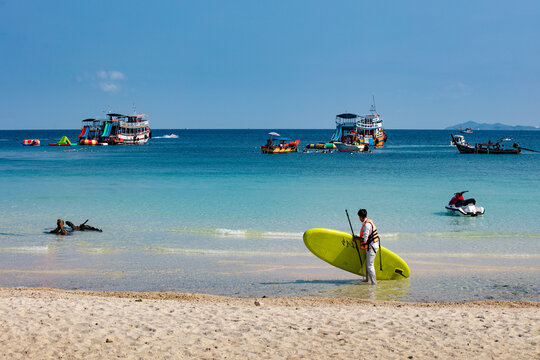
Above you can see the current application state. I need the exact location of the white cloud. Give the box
[96,70,108,79]
[109,71,125,80]
[94,70,126,92]
[99,83,119,92]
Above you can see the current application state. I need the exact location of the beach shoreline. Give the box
[1,287,538,359]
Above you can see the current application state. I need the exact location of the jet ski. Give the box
[446,190,485,216]
[445,203,485,216]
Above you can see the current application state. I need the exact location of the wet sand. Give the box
[0,287,538,359]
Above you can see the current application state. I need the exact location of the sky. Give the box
[1,0,539,129]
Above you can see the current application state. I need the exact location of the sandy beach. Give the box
[0,288,538,359]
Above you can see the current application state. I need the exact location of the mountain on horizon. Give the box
[445,121,539,131]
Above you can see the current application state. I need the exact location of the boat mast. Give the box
[371,94,377,114]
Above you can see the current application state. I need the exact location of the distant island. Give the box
[445,121,539,131]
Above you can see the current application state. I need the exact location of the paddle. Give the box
[345,210,363,269]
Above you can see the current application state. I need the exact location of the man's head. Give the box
[357,208,367,221]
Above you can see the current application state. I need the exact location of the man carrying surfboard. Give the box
[353,209,379,285]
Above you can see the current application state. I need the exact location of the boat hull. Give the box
[445,204,485,216]
[117,133,150,144]
[261,139,300,154]
[356,132,387,148]
[334,142,367,153]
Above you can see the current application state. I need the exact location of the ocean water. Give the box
[0,129,539,302]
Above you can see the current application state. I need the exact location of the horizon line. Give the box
[2,128,540,131]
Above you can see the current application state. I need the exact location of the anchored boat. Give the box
[451,134,520,154]
[78,112,152,145]
[305,98,387,152]
[261,132,300,154]
[333,142,368,153]
[331,99,387,149]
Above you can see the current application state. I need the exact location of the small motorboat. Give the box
[446,191,485,216]
[334,142,368,153]
[450,134,466,146]
[261,132,300,154]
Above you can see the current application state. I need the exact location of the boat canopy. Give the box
[336,113,359,119]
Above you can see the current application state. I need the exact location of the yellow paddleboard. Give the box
[303,228,410,280]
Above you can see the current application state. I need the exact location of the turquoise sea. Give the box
[1,129,539,302]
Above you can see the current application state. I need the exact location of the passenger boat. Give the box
[78,112,151,145]
[451,134,520,154]
[460,127,473,134]
[329,99,387,148]
[113,113,151,144]
[261,132,300,154]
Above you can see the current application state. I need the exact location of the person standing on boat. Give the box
[353,209,379,285]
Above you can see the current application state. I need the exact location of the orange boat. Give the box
[261,132,300,154]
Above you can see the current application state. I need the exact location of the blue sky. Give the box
[1,1,539,129]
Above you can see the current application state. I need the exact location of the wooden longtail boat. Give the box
[451,134,520,154]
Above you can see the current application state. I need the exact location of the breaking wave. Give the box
[168,227,304,239]
[0,246,51,253]
[144,246,309,257]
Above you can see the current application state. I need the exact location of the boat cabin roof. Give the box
[107,113,148,119]
[336,113,359,119]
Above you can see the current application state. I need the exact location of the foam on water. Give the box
[144,246,309,257]
[0,246,50,253]
[153,134,179,139]
[169,227,303,239]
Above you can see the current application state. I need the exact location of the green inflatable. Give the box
[49,136,77,146]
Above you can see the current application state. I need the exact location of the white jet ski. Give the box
[445,203,485,216]
[446,190,484,216]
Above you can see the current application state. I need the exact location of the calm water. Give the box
[0,129,539,302]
